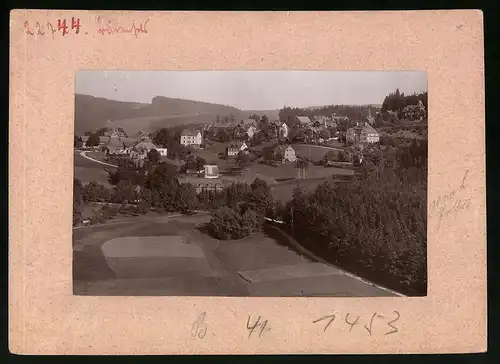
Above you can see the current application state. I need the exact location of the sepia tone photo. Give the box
[73,70,428,297]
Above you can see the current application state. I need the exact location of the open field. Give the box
[74,151,115,186]
[271,179,329,202]
[379,123,428,140]
[86,151,108,163]
[111,114,211,135]
[292,144,344,162]
[73,213,395,296]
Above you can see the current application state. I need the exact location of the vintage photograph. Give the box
[73,70,428,297]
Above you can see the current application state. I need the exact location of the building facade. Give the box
[180,129,203,147]
[226,142,248,157]
[274,145,297,163]
[346,122,380,144]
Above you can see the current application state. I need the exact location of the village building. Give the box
[177,177,225,194]
[273,145,297,163]
[134,130,150,142]
[99,136,110,146]
[156,148,168,157]
[278,122,289,139]
[105,135,135,155]
[366,109,376,125]
[305,125,323,141]
[128,140,161,168]
[402,100,426,121]
[203,164,220,179]
[346,122,380,144]
[180,129,203,147]
[233,119,258,139]
[297,116,312,127]
[331,113,350,124]
[80,136,89,148]
[226,141,248,157]
[324,120,338,129]
[104,127,127,138]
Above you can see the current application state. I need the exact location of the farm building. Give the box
[297,116,312,126]
[180,129,203,147]
[273,145,297,163]
[226,142,248,157]
[346,122,380,144]
[177,177,224,194]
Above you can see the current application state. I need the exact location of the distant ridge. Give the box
[75,94,246,135]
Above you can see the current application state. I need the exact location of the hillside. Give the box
[74,94,247,135]
[243,109,281,120]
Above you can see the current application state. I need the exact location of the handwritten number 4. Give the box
[344,313,360,332]
[247,315,270,338]
[71,17,81,34]
[58,19,68,35]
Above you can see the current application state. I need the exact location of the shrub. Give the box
[137,201,150,215]
[83,181,111,203]
[207,207,262,240]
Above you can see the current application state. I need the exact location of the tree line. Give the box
[276,138,427,294]
[381,89,428,113]
[278,105,378,125]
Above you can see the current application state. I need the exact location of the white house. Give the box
[346,122,380,144]
[278,122,289,138]
[203,164,220,179]
[226,142,248,157]
[156,148,168,156]
[180,129,203,147]
[274,145,297,163]
[246,125,258,139]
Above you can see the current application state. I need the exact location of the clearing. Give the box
[73,213,395,297]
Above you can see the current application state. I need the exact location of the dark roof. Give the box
[273,145,295,154]
[297,116,311,124]
[135,140,157,151]
[228,141,246,149]
[181,129,201,137]
[241,119,257,128]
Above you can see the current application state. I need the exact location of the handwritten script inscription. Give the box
[430,169,472,230]
[314,311,400,336]
[23,18,81,39]
[96,16,149,38]
[247,315,271,338]
[191,312,207,339]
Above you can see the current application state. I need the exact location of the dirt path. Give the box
[80,151,118,168]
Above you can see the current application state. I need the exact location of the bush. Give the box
[83,181,111,203]
[207,207,262,240]
[137,200,150,215]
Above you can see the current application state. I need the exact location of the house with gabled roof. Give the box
[180,129,202,147]
[346,122,380,144]
[177,176,224,194]
[297,116,312,126]
[232,119,258,139]
[226,141,248,158]
[105,136,134,155]
[273,145,297,163]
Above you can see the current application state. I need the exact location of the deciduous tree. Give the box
[86,133,100,147]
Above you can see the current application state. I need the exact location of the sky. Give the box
[75,70,427,110]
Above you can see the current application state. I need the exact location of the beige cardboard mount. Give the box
[9,10,486,354]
